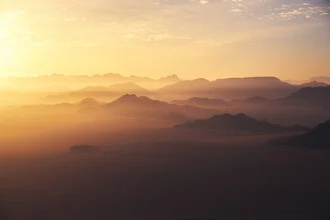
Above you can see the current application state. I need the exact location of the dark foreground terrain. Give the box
[1,127,330,220]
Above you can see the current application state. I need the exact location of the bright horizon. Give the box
[1,0,330,80]
[0,72,328,82]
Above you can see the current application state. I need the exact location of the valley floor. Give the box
[0,127,330,220]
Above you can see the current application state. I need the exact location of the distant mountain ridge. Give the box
[309,76,330,84]
[1,73,182,92]
[282,86,330,107]
[171,97,227,108]
[103,94,218,120]
[299,81,328,88]
[46,82,151,103]
[80,82,148,93]
[172,85,330,107]
[157,77,298,100]
[276,120,330,148]
[175,113,308,134]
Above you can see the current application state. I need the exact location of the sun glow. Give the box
[0,11,27,76]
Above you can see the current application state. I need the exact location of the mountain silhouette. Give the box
[231,96,270,104]
[310,76,330,84]
[1,73,181,92]
[157,77,297,100]
[108,94,165,107]
[46,83,151,103]
[283,86,330,107]
[299,81,328,88]
[174,113,308,134]
[171,97,227,108]
[77,98,101,106]
[104,94,218,120]
[158,78,211,93]
[286,120,330,148]
[76,98,103,113]
[212,77,292,88]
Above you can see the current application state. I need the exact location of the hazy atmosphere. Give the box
[1,1,330,220]
[1,0,330,79]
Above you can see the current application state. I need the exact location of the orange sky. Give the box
[1,0,330,80]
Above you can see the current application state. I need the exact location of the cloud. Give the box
[227,0,330,20]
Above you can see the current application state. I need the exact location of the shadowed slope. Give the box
[171,97,227,108]
[287,120,330,148]
[175,113,308,134]
[104,94,219,121]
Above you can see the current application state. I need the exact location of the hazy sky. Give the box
[0,0,330,79]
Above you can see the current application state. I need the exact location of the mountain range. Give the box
[102,94,217,120]
[173,86,330,108]
[273,120,330,149]
[44,76,329,103]
[282,86,330,106]
[156,77,329,100]
[18,94,219,124]
[45,82,151,103]
[157,77,298,100]
[309,76,330,84]
[171,97,228,108]
[174,113,309,134]
[0,73,181,92]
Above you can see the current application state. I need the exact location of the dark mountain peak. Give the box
[286,86,330,100]
[285,120,330,148]
[175,113,307,134]
[308,120,330,136]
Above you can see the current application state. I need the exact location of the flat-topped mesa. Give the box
[212,77,291,88]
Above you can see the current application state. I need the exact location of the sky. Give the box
[0,0,330,80]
